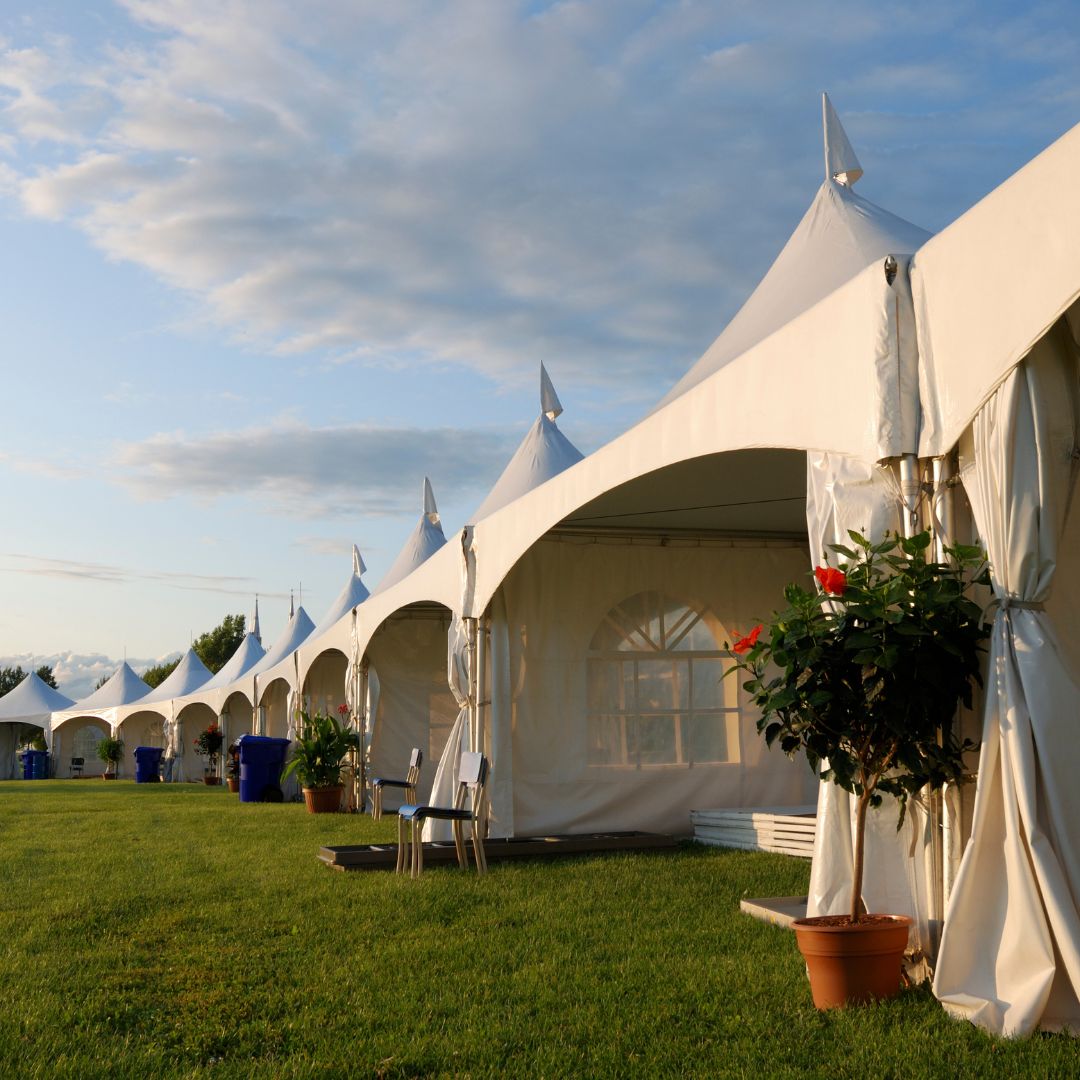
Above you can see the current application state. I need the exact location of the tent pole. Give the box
[899,453,921,538]
[358,659,369,813]
[476,613,488,756]
[467,617,480,752]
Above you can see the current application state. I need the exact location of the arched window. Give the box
[586,592,740,767]
[72,724,107,763]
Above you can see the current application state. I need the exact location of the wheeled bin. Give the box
[134,745,165,783]
[21,749,48,780]
[238,735,291,803]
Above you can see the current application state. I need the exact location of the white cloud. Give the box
[0,649,174,700]
[113,419,521,517]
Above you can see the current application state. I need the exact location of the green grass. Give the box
[1,782,1077,1078]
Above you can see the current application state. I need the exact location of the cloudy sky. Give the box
[1,0,1078,696]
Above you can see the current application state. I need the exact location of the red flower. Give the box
[815,566,847,596]
[732,625,763,655]
[337,704,349,716]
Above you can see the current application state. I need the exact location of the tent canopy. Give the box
[312,545,370,635]
[375,478,448,595]
[135,648,212,706]
[55,661,151,716]
[655,93,931,412]
[0,671,74,728]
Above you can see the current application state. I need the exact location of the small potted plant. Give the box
[281,709,360,813]
[731,531,987,1009]
[193,721,225,785]
[225,742,241,793]
[96,736,124,779]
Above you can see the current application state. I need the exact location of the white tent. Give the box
[112,648,213,779]
[374,479,447,595]
[311,546,370,638]
[0,672,73,780]
[248,603,316,740]
[50,662,152,778]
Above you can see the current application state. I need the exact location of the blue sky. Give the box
[1,0,1078,696]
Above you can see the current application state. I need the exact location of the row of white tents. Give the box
[3,96,1078,1038]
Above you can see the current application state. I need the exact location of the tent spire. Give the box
[289,591,295,619]
[540,362,563,421]
[423,477,440,524]
[822,92,863,187]
[251,595,262,645]
[351,543,367,578]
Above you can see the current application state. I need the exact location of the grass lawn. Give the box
[1,782,1077,1078]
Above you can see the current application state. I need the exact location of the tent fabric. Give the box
[135,649,212,705]
[374,480,447,595]
[655,95,931,412]
[933,325,1080,1036]
[199,633,265,694]
[312,546,369,635]
[0,671,74,725]
[58,661,151,713]
[471,367,585,522]
[913,120,1080,458]
[247,607,315,684]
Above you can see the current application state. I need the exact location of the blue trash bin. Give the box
[22,749,48,780]
[134,746,164,784]
[238,735,291,803]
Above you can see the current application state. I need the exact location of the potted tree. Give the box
[193,721,225,785]
[731,531,987,1009]
[96,736,124,779]
[281,710,360,814]
[224,742,241,793]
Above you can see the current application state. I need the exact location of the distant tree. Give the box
[141,658,181,689]
[35,665,59,689]
[193,614,246,674]
[94,674,110,691]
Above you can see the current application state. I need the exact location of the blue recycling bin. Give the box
[134,745,164,783]
[238,735,291,803]
[21,750,48,780]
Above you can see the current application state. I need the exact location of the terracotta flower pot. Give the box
[226,778,240,793]
[792,914,912,1009]
[303,786,343,814]
[102,773,117,780]
[204,776,222,786]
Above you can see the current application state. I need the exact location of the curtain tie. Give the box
[982,596,1046,624]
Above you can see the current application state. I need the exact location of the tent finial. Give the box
[822,92,863,187]
[540,362,563,421]
[251,595,262,645]
[352,543,367,578]
[423,476,440,524]
[289,590,295,619]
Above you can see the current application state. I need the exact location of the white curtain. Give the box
[422,614,471,842]
[934,319,1080,1036]
[487,589,515,839]
[803,451,943,981]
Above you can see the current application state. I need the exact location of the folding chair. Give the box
[396,751,488,878]
[371,747,423,821]
[70,757,84,778]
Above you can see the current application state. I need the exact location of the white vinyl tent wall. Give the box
[485,536,819,837]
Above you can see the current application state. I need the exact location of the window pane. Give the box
[688,713,737,763]
[637,659,684,711]
[587,658,623,714]
[677,616,719,651]
[587,715,626,766]
[638,714,677,765]
[692,658,738,710]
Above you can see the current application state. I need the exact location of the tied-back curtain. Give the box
[422,614,471,842]
[934,320,1080,1036]
[804,452,942,981]
[487,590,515,839]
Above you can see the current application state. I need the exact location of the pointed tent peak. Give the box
[139,648,212,704]
[823,92,863,187]
[423,476,440,523]
[68,661,152,710]
[351,544,367,578]
[289,591,295,619]
[0,670,75,719]
[198,631,266,692]
[540,362,563,421]
[250,596,262,645]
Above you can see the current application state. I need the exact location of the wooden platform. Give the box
[739,895,808,929]
[319,830,678,871]
[690,805,816,858]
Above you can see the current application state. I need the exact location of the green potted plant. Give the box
[193,721,225,785]
[224,742,241,793]
[731,530,987,1009]
[96,736,124,779]
[281,710,360,814]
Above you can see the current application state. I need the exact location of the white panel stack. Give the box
[691,806,817,858]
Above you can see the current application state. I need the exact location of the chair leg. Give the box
[452,819,467,868]
[413,820,424,878]
[472,823,487,875]
[396,813,407,874]
[373,785,382,821]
